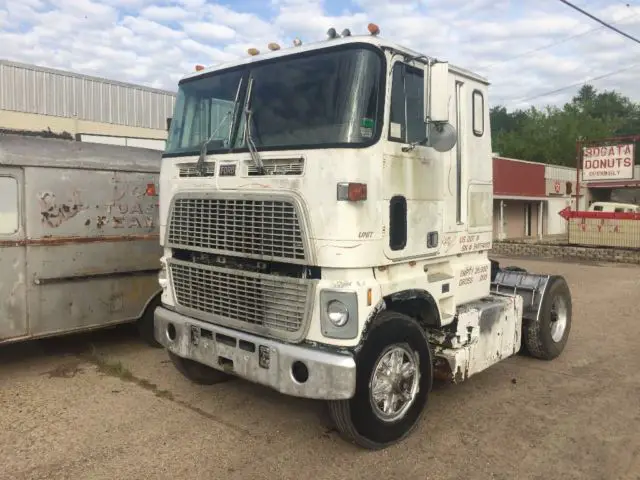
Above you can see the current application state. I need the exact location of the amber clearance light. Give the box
[368,23,380,36]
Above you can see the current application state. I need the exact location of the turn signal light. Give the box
[337,182,367,202]
[194,64,205,71]
[146,183,157,196]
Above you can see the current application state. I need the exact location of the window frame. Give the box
[0,175,20,236]
[472,89,484,137]
[163,42,388,158]
[387,61,426,145]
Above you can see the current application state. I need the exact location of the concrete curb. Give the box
[491,241,640,265]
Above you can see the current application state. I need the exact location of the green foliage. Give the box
[490,85,640,167]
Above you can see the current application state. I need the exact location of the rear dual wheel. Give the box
[328,311,433,450]
[523,275,572,360]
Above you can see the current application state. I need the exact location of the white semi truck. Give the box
[154,25,572,449]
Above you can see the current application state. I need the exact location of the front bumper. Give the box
[154,307,356,400]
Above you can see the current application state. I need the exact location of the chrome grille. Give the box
[167,196,306,262]
[178,162,216,177]
[248,157,304,176]
[169,260,311,339]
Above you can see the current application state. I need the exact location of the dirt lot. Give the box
[1,257,639,480]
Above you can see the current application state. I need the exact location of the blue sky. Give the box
[1,0,639,110]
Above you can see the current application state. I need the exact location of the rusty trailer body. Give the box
[0,133,163,345]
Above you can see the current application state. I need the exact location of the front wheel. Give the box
[328,311,433,450]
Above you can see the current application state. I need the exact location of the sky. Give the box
[1,0,640,111]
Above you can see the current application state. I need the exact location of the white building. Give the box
[0,59,176,150]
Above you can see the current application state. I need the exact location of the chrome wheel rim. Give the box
[550,295,568,343]
[369,345,420,423]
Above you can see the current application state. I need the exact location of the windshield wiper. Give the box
[243,77,265,175]
[195,78,243,176]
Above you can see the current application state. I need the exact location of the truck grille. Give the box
[167,196,306,263]
[169,259,312,340]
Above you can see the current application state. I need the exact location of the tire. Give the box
[328,311,433,450]
[137,294,163,348]
[523,275,572,360]
[168,351,233,385]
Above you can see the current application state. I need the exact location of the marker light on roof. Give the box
[247,48,260,56]
[341,28,351,37]
[268,42,281,51]
[293,38,302,46]
[367,23,380,36]
[194,64,205,71]
[327,27,338,39]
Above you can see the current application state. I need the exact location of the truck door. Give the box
[0,169,28,342]
[382,59,441,261]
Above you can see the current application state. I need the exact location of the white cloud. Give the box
[183,21,237,41]
[0,0,639,111]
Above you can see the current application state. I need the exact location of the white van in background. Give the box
[588,201,640,213]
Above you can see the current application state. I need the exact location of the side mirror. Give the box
[166,117,172,132]
[423,61,456,152]
[425,61,450,123]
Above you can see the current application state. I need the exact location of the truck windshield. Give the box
[165,45,383,156]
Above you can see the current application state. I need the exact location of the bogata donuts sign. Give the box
[582,143,635,181]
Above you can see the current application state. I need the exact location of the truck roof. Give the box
[180,34,489,86]
[0,133,162,172]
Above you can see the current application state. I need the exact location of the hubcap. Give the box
[369,345,420,423]
[549,295,568,343]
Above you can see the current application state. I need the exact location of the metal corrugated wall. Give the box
[0,60,176,130]
[545,165,576,181]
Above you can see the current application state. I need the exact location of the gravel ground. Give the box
[1,257,639,480]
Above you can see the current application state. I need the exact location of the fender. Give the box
[490,269,551,324]
[355,288,441,353]
[137,288,163,320]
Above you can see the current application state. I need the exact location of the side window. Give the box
[389,63,424,144]
[472,90,484,137]
[0,177,19,235]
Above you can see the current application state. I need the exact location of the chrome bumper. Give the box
[154,307,356,400]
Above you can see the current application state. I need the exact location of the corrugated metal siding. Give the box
[0,60,176,130]
[545,165,577,181]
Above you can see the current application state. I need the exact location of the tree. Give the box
[490,84,639,166]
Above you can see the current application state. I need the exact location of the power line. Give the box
[484,8,639,69]
[557,0,640,45]
[508,62,640,106]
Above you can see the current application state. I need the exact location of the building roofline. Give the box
[0,58,176,97]
[493,156,577,171]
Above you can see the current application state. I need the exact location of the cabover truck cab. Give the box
[0,133,163,347]
[154,26,572,449]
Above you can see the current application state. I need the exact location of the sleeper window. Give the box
[472,90,484,136]
[0,177,19,235]
[389,63,425,144]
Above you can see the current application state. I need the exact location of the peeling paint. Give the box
[39,191,88,228]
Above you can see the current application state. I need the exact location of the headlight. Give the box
[320,291,358,339]
[327,300,349,327]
